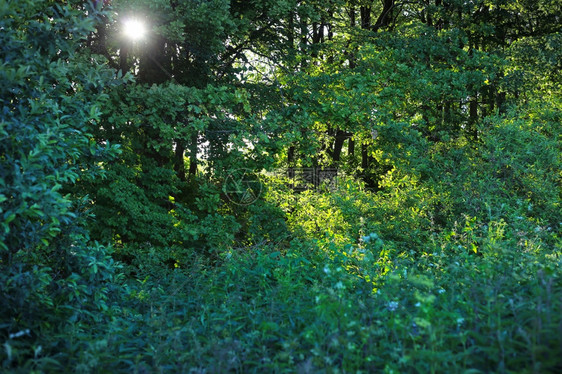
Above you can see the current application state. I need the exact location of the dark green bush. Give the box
[0,0,123,369]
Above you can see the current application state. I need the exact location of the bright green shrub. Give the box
[282,173,438,257]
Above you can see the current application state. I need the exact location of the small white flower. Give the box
[456,317,465,326]
[438,289,445,294]
[415,302,421,307]
[323,266,330,274]
[387,301,399,311]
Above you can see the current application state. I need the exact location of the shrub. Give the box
[0,0,122,368]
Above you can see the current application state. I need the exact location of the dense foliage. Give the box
[0,0,124,369]
[1,0,560,372]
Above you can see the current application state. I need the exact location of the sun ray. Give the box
[123,18,146,41]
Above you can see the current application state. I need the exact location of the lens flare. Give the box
[123,19,146,41]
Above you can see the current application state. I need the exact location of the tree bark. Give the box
[469,97,478,139]
[331,130,348,163]
[119,42,129,75]
[188,132,198,177]
[360,6,371,29]
[361,144,369,170]
[373,0,394,31]
[348,137,355,156]
[174,140,186,181]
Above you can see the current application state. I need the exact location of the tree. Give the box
[81,0,561,245]
[82,0,310,247]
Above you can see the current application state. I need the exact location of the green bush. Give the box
[0,0,123,369]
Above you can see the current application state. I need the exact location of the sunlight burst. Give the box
[123,18,146,41]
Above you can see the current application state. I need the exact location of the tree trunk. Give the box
[496,92,506,114]
[361,144,369,170]
[331,130,347,164]
[174,140,186,181]
[348,137,355,156]
[360,6,371,29]
[139,35,169,84]
[300,17,308,68]
[469,97,478,139]
[373,0,394,31]
[288,11,295,64]
[119,42,129,74]
[188,132,198,177]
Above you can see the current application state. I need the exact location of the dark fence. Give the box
[286,167,339,191]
